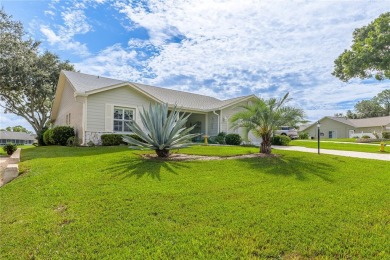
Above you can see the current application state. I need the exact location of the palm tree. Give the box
[230,93,305,154]
[122,103,200,157]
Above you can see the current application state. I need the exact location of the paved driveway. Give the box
[273,146,390,161]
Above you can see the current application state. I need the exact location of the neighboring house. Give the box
[301,116,390,139]
[0,131,36,145]
[51,71,259,145]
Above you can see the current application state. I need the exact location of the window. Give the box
[65,113,71,125]
[113,107,134,132]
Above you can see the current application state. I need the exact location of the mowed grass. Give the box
[0,146,389,259]
[290,140,390,153]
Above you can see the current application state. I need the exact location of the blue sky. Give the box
[0,0,389,132]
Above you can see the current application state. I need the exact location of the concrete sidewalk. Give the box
[273,146,390,161]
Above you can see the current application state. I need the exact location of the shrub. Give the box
[66,136,80,147]
[87,141,95,147]
[225,134,242,145]
[215,132,226,144]
[52,126,75,146]
[271,135,291,146]
[299,132,309,139]
[37,126,48,146]
[361,135,371,139]
[382,132,390,139]
[2,143,17,155]
[101,134,124,146]
[43,129,54,145]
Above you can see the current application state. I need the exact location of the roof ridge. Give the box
[63,70,127,83]
[132,82,224,101]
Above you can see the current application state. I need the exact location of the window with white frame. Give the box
[113,107,134,132]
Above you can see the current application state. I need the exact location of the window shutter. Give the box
[105,104,114,132]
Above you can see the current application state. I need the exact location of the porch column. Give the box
[205,113,208,135]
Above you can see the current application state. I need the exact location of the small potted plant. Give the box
[3,143,17,155]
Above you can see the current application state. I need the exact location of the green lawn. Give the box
[320,138,358,142]
[290,140,390,153]
[1,146,389,259]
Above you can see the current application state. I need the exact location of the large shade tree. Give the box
[0,9,74,139]
[230,93,305,154]
[332,12,390,81]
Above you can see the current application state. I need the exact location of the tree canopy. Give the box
[0,9,74,136]
[332,12,390,81]
[0,125,32,134]
[345,89,390,119]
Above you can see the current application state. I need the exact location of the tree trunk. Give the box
[260,134,272,154]
[155,149,170,158]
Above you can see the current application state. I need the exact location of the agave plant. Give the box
[122,103,200,157]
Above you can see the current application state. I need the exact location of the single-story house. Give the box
[51,71,260,145]
[0,131,36,145]
[301,116,390,139]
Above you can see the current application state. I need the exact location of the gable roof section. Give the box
[349,116,390,127]
[59,71,256,111]
[63,70,126,93]
[327,116,356,127]
[301,116,390,131]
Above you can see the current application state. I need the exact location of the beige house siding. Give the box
[304,118,353,139]
[54,79,84,138]
[86,85,154,132]
[220,101,246,133]
[220,101,260,144]
[354,126,385,136]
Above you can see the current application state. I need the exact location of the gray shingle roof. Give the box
[63,71,255,111]
[0,131,36,141]
[327,116,356,127]
[349,116,390,127]
[63,71,126,92]
[301,116,390,131]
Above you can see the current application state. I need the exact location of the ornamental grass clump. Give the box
[122,103,200,157]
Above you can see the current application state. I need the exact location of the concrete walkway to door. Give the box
[272,146,390,161]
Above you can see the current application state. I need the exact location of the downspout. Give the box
[213,110,220,133]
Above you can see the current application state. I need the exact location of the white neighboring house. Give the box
[51,71,260,145]
[0,131,36,145]
[301,116,390,139]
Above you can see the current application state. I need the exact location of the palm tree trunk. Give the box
[260,134,272,154]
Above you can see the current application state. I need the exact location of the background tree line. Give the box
[334,89,390,119]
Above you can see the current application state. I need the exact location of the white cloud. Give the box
[44,10,55,17]
[109,0,389,119]
[74,44,143,81]
[40,7,92,56]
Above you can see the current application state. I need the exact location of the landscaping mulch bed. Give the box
[141,153,280,161]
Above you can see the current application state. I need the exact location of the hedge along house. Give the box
[51,71,259,145]
[0,131,36,145]
[301,116,390,139]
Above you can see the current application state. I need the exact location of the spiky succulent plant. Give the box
[122,103,200,157]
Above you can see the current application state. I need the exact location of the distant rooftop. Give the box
[0,131,36,141]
